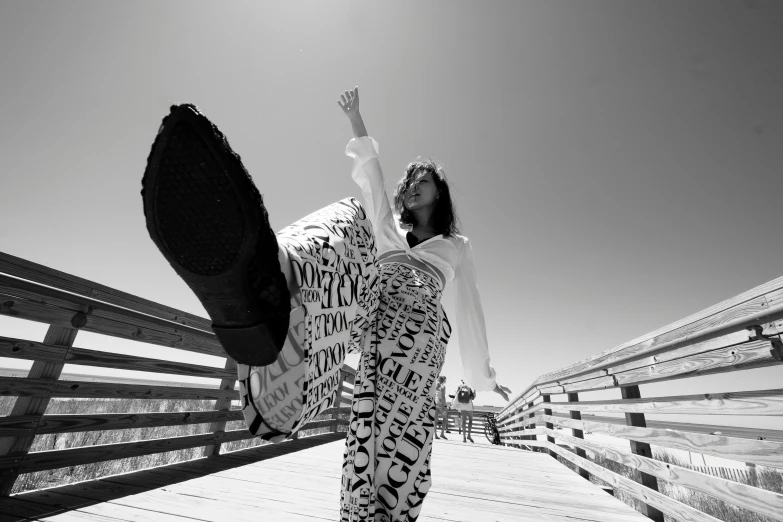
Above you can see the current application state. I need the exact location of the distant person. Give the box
[451,381,476,442]
[435,375,449,439]
[140,87,511,522]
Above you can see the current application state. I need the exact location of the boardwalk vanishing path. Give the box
[3,433,648,521]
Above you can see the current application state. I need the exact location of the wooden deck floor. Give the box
[2,433,648,522]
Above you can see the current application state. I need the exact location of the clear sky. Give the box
[1,0,782,425]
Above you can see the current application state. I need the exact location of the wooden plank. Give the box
[28,437,650,522]
[0,430,255,477]
[547,411,783,443]
[0,410,245,437]
[541,414,783,469]
[2,431,343,520]
[528,388,783,417]
[543,427,783,521]
[498,386,540,422]
[558,338,781,394]
[567,392,590,480]
[555,330,753,390]
[625,385,663,521]
[535,277,783,387]
[612,338,780,389]
[0,250,211,331]
[0,325,79,496]
[546,442,724,522]
[0,286,222,357]
[202,358,237,456]
[0,336,234,380]
[0,377,237,401]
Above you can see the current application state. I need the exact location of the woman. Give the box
[451,382,476,443]
[141,87,510,522]
[435,376,449,439]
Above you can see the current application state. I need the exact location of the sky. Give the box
[1,0,782,431]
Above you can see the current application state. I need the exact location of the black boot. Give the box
[141,104,290,366]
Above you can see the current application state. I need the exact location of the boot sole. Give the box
[142,104,289,366]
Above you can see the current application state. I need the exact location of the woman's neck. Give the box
[410,209,438,238]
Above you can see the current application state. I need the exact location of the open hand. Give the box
[338,86,360,117]
[493,384,512,402]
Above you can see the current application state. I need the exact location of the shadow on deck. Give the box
[1,433,647,522]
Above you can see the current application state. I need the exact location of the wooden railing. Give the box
[495,275,783,521]
[0,251,354,497]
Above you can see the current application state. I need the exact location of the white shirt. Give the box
[346,137,498,392]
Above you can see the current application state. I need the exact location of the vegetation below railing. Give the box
[552,445,783,522]
[0,395,342,495]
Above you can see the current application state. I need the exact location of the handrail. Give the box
[495,273,783,521]
[0,251,355,498]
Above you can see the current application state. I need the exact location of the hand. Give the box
[493,383,512,401]
[337,86,360,118]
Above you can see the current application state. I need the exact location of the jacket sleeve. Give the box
[345,137,394,233]
[453,238,498,392]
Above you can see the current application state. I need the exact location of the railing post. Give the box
[567,392,590,481]
[0,325,79,496]
[542,394,556,458]
[202,358,238,457]
[526,400,536,451]
[621,385,664,522]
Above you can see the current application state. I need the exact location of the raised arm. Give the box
[338,86,368,138]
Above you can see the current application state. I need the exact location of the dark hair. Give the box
[393,158,460,237]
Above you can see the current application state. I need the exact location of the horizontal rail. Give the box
[0,376,238,400]
[0,250,211,331]
[523,388,783,417]
[546,442,723,522]
[0,410,245,436]
[0,336,234,380]
[1,417,346,478]
[547,412,783,442]
[544,427,783,520]
[538,338,782,395]
[533,279,783,389]
[0,274,223,356]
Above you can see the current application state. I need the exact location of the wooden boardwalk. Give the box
[3,433,648,522]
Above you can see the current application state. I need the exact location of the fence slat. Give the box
[541,414,783,469]
[547,442,723,522]
[567,392,590,481]
[534,277,783,387]
[0,326,79,496]
[544,430,783,521]
[621,385,664,522]
[0,377,237,401]
[0,251,211,331]
[0,410,244,437]
[202,358,238,457]
[527,388,783,417]
[0,336,234,380]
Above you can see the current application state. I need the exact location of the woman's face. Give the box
[404,170,439,212]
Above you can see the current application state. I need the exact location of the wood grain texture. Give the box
[0,293,224,356]
[528,388,783,417]
[0,410,245,437]
[0,336,234,380]
[0,326,79,496]
[534,276,783,387]
[546,412,783,442]
[546,442,724,522]
[544,428,783,521]
[0,251,211,331]
[541,414,783,469]
[0,377,238,401]
[9,438,650,522]
[202,358,238,457]
[1,433,346,520]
